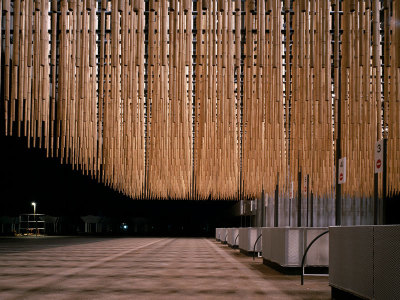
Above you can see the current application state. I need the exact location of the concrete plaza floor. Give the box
[0,237,330,299]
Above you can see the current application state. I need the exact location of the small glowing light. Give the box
[121,223,128,231]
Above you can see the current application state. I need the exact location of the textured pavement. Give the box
[0,237,330,299]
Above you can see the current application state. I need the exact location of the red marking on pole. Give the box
[339,173,343,181]
[376,159,381,169]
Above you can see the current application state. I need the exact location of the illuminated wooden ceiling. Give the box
[1,0,399,200]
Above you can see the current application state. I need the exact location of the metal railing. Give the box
[300,230,329,285]
[252,234,262,260]
[234,233,239,247]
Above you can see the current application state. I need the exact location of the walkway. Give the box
[0,237,330,299]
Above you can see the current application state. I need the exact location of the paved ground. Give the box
[0,237,330,299]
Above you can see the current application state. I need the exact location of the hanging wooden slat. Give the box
[0,0,399,202]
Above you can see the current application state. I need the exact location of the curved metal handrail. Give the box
[300,230,329,285]
[234,233,239,247]
[252,234,262,261]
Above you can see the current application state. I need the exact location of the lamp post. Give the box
[31,202,37,236]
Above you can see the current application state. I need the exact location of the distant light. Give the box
[121,223,128,231]
[31,202,36,206]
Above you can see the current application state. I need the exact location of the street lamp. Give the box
[31,202,37,236]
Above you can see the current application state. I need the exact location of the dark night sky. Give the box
[0,134,240,235]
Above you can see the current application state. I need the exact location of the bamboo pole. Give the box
[1,0,399,201]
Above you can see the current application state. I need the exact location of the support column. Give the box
[306,175,309,226]
[310,192,314,227]
[334,0,342,226]
[382,138,387,224]
[374,173,378,224]
[274,184,279,227]
[297,170,302,227]
[261,192,266,227]
[256,195,264,227]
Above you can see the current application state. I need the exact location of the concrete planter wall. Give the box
[215,228,222,241]
[239,227,262,253]
[227,228,239,247]
[218,228,228,243]
[262,227,328,267]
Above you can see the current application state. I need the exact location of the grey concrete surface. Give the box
[0,237,330,299]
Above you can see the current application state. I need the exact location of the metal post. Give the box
[261,192,266,227]
[374,173,378,224]
[382,138,387,224]
[306,175,309,227]
[334,0,342,226]
[256,194,263,227]
[381,2,389,226]
[310,192,314,227]
[32,202,37,236]
[335,110,342,225]
[274,184,279,227]
[298,170,302,227]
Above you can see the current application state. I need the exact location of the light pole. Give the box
[31,202,37,236]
